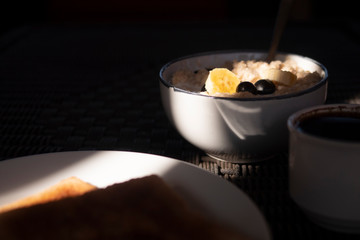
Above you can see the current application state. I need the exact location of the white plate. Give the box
[0,151,271,240]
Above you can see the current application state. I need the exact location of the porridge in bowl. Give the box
[160,51,328,162]
[171,59,322,98]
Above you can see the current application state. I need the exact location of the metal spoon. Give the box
[266,0,294,62]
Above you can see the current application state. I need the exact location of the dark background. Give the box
[0,2,359,240]
[1,0,359,35]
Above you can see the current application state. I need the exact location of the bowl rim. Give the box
[159,50,328,101]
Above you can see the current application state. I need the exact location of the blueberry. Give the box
[236,81,257,95]
[254,79,276,95]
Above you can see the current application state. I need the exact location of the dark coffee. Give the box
[298,113,360,142]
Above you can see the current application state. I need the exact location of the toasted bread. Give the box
[0,175,249,239]
[0,176,97,214]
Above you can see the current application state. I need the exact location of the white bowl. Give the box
[159,50,328,162]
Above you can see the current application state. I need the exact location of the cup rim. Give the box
[287,103,360,144]
[159,49,328,101]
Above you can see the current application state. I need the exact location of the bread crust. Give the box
[0,176,97,213]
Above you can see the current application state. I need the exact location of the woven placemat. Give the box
[1,66,359,239]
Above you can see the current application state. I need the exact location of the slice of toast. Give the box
[0,176,97,213]
[0,175,250,240]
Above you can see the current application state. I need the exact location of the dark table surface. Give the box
[0,20,359,239]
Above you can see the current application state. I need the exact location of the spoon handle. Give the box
[266,0,294,62]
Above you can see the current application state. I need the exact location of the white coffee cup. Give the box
[287,104,360,233]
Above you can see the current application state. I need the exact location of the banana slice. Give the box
[264,69,297,86]
[205,68,240,94]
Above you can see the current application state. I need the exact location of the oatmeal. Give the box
[171,69,209,92]
[171,59,322,97]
